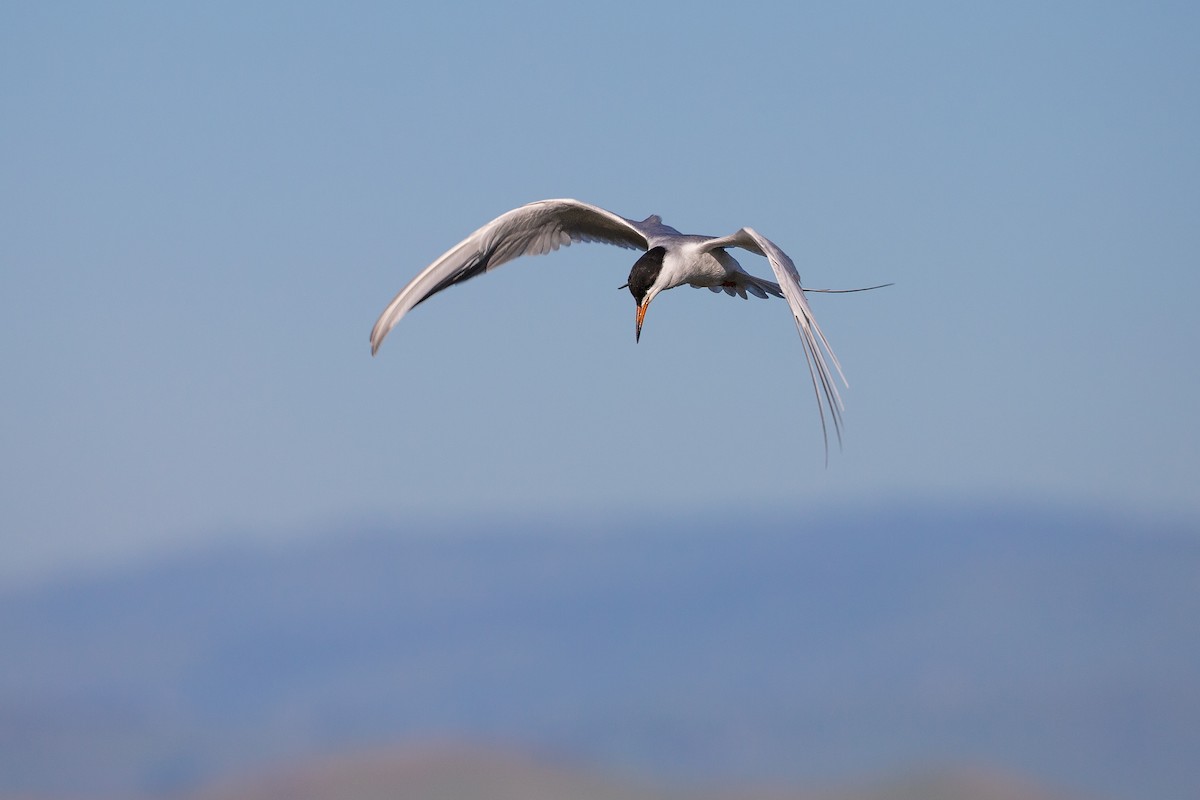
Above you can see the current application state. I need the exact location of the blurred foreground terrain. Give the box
[1,503,1196,799]
[186,744,1084,800]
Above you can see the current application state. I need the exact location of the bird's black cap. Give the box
[626,247,665,306]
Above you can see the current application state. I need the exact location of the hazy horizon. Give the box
[3,503,1197,799]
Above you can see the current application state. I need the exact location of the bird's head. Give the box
[624,246,666,343]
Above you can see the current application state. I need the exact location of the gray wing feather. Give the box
[702,228,847,458]
[370,199,652,354]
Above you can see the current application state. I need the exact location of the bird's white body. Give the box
[660,238,737,288]
[371,198,860,455]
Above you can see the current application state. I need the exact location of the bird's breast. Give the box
[661,245,732,289]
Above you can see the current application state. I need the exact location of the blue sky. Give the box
[3,2,1198,584]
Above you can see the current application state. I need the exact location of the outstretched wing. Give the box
[701,228,847,458]
[371,199,653,354]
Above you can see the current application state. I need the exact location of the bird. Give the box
[370,198,887,456]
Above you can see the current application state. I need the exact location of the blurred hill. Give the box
[0,503,1195,798]
[0,743,1090,800]
[187,743,1086,800]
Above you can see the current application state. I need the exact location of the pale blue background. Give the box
[3,2,1198,584]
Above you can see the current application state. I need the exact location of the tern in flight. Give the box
[370,198,887,455]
